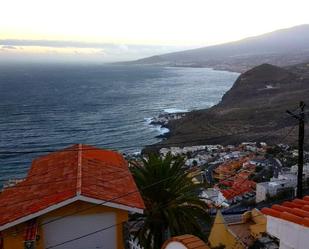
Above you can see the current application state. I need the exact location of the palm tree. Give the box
[130,153,210,249]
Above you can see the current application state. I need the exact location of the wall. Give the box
[266,216,309,249]
[256,183,267,203]
[208,212,245,249]
[2,201,128,249]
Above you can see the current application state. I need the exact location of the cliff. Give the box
[144,63,309,153]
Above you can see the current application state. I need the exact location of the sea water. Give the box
[0,62,239,182]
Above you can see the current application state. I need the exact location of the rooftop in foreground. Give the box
[0,144,145,231]
[261,196,309,227]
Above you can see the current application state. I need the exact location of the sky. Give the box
[1,0,309,62]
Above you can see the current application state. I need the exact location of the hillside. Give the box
[128,25,309,72]
[144,63,309,152]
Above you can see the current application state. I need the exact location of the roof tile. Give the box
[261,195,309,227]
[0,144,145,228]
[162,235,210,249]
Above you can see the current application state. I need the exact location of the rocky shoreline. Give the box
[145,111,187,139]
[151,112,186,138]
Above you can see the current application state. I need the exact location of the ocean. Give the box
[0,62,239,183]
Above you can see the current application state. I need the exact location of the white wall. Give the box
[43,213,117,249]
[266,216,309,249]
[256,184,267,203]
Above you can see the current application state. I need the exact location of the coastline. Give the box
[112,60,243,74]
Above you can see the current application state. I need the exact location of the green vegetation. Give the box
[130,154,209,249]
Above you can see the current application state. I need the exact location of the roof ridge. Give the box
[76,144,82,195]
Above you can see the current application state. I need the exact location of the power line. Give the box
[0,113,303,243]
[1,157,254,238]
[0,123,299,210]
[0,113,300,157]
[0,170,133,209]
[0,155,131,183]
[2,154,285,249]
[45,176,263,249]
[1,172,181,239]
[0,121,298,185]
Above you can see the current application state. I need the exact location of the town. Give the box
[0,142,308,249]
[156,142,309,209]
[127,141,309,248]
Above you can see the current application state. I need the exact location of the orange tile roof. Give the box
[218,169,256,200]
[161,234,210,249]
[0,144,145,230]
[214,157,249,175]
[261,196,309,227]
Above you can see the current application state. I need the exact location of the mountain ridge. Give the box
[126,24,309,72]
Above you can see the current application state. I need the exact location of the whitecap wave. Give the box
[150,126,170,135]
[163,108,188,114]
[144,117,153,124]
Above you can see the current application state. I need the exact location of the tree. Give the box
[130,154,210,249]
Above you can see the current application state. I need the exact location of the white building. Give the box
[200,188,229,207]
[290,163,309,178]
[262,196,309,249]
[256,173,297,203]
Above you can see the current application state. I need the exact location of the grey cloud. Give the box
[1,45,18,49]
[0,39,185,50]
[0,39,195,62]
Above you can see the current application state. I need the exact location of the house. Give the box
[208,209,266,249]
[217,171,256,203]
[261,196,309,249]
[290,163,309,178]
[0,144,145,249]
[200,188,229,208]
[213,157,248,180]
[256,173,297,203]
[161,234,210,249]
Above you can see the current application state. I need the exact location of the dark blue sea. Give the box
[0,62,239,183]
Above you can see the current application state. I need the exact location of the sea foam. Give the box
[163,108,188,114]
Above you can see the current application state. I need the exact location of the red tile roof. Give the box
[261,196,309,227]
[0,144,145,230]
[219,178,256,200]
[161,234,210,249]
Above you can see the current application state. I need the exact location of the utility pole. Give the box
[287,101,305,198]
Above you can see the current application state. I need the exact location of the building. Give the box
[200,188,229,208]
[213,157,248,180]
[218,171,256,203]
[261,196,309,249]
[161,234,210,249]
[256,174,297,203]
[0,144,145,249]
[290,163,309,178]
[208,209,266,249]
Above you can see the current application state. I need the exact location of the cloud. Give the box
[1,45,18,50]
[0,39,120,49]
[0,39,194,62]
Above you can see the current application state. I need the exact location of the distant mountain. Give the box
[144,62,309,153]
[127,25,309,72]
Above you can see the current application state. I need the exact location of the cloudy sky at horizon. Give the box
[1,0,309,62]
